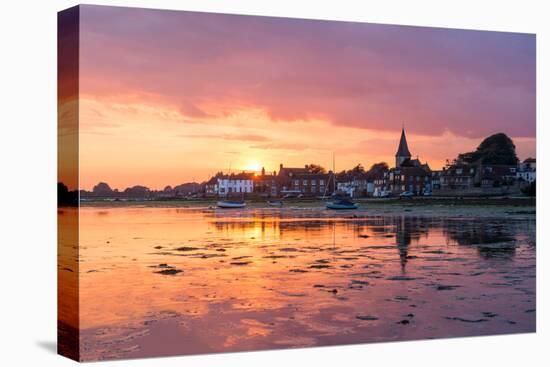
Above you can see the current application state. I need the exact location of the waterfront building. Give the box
[253,168,279,197]
[517,158,536,183]
[277,163,334,197]
[216,172,255,196]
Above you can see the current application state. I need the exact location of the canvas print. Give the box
[58,5,536,362]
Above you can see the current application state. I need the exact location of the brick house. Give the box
[253,167,279,197]
[277,164,334,197]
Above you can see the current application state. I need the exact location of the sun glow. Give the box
[244,161,262,172]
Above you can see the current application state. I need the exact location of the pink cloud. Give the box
[79,5,536,139]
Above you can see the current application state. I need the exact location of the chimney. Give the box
[279,163,283,170]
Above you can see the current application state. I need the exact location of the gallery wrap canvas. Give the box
[58,4,536,362]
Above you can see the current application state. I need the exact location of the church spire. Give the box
[395,127,412,167]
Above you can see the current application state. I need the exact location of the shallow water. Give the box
[64,207,535,361]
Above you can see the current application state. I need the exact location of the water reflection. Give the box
[74,208,535,361]
[210,214,532,268]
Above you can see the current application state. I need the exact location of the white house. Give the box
[337,176,374,198]
[517,158,536,183]
[217,173,254,196]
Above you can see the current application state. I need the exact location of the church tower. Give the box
[395,127,412,167]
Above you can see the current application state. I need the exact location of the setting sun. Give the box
[244,161,262,172]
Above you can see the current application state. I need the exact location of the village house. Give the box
[517,158,536,183]
[439,163,478,190]
[336,172,374,197]
[439,161,518,190]
[291,172,331,196]
[253,167,279,197]
[479,165,517,188]
[431,170,442,191]
[214,172,255,196]
[204,176,219,196]
[277,164,334,197]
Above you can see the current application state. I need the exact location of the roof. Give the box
[395,128,412,158]
[218,172,255,180]
[293,172,331,179]
[278,167,310,177]
[205,177,218,185]
[392,166,430,176]
[337,171,372,182]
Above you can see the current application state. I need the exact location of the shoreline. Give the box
[78,196,535,208]
[71,197,536,220]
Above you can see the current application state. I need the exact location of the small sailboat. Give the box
[217,200,246,209]
[217,162,247,209]
[323,152,359,210]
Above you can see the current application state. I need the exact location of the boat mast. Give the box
[332,151,336,195]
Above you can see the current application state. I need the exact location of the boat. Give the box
[326,199,359,210]
[217,200,246,209]
[322,152,359,210]
[267,200,283,207]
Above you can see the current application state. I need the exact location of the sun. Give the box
[244,160,262,172]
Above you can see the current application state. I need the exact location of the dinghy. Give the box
[267,200,283,207]
[217,200,246,209]
[326,199,359,210]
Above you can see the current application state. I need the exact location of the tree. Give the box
[335,164,366,181]
[367,162,389,176]
[307,164,326,173]
[350,164,365,175]
[58,182,78,206]
[458,133,518,165]
[92,182,113,196]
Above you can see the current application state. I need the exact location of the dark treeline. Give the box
[80,181,203,200]
[58,182,78,207]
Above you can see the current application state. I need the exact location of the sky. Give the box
[69,5,535,190]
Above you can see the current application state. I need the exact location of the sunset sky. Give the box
[70,5,535,190]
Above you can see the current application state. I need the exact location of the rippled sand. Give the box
[61,206,535,361]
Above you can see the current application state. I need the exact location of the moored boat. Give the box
[267,200,283,207]
[326,199,359,210]
[321,152,359,210]
[217,200,246,209]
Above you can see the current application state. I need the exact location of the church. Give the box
[395,127,431,171]
[374,127,433,196]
